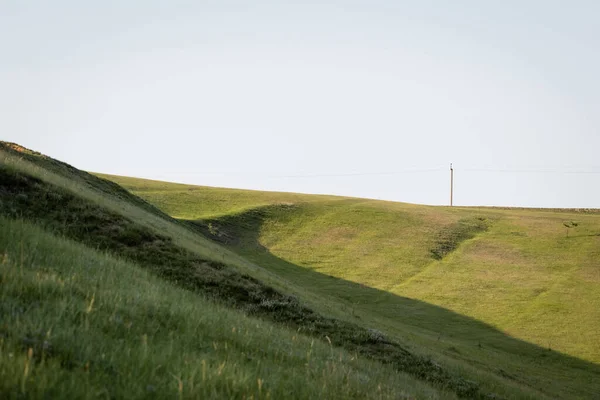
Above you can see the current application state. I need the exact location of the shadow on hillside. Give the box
[187,207,600,398]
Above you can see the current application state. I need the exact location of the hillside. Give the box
[1,143,464,399]
[1,142,598,398]
[101,173,600,399]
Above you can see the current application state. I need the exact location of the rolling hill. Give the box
[1,141,598,399]
[101,173,600,399]
[0,143,459,399]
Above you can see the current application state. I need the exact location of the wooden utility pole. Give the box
[450,163,454,207]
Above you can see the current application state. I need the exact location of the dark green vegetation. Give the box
[2,142,599,398]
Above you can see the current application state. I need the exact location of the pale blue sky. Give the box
[2,1,599,207]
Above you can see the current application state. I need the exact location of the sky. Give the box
[2,0,599,207]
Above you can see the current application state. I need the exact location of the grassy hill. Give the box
[1,141,598,398]
[3,218,446,399]
[1,143,464,399]
[101,173,600,399]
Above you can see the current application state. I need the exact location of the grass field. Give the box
[103,173,600,399]
[1,141,599,398]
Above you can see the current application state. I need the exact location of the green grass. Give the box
[3,141,600,398]
[0,217,451,399]
[0,160,493,398]
[96,173,344,220]
[105,173,600,399]
[0,143,499,398]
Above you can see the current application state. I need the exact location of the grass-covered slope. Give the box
[0,143,482,398]
[105,173,600,399]
[217,202,600,363]
[1,143,170,221]
[1,218,448,399]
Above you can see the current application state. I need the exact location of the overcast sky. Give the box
[2,1,599,207]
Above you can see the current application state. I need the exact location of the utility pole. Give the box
[450,163,454,207]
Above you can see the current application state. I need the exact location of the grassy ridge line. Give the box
[0,165,489,398]
[0,146,307,303]
[94,172,352,220]
[0,142,172,221]
[0,218,452,399]
[186,205,491,264]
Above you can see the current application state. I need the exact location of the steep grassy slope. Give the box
[105,173,600,399]
[0,143,490,398]
[1,218,449,399]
